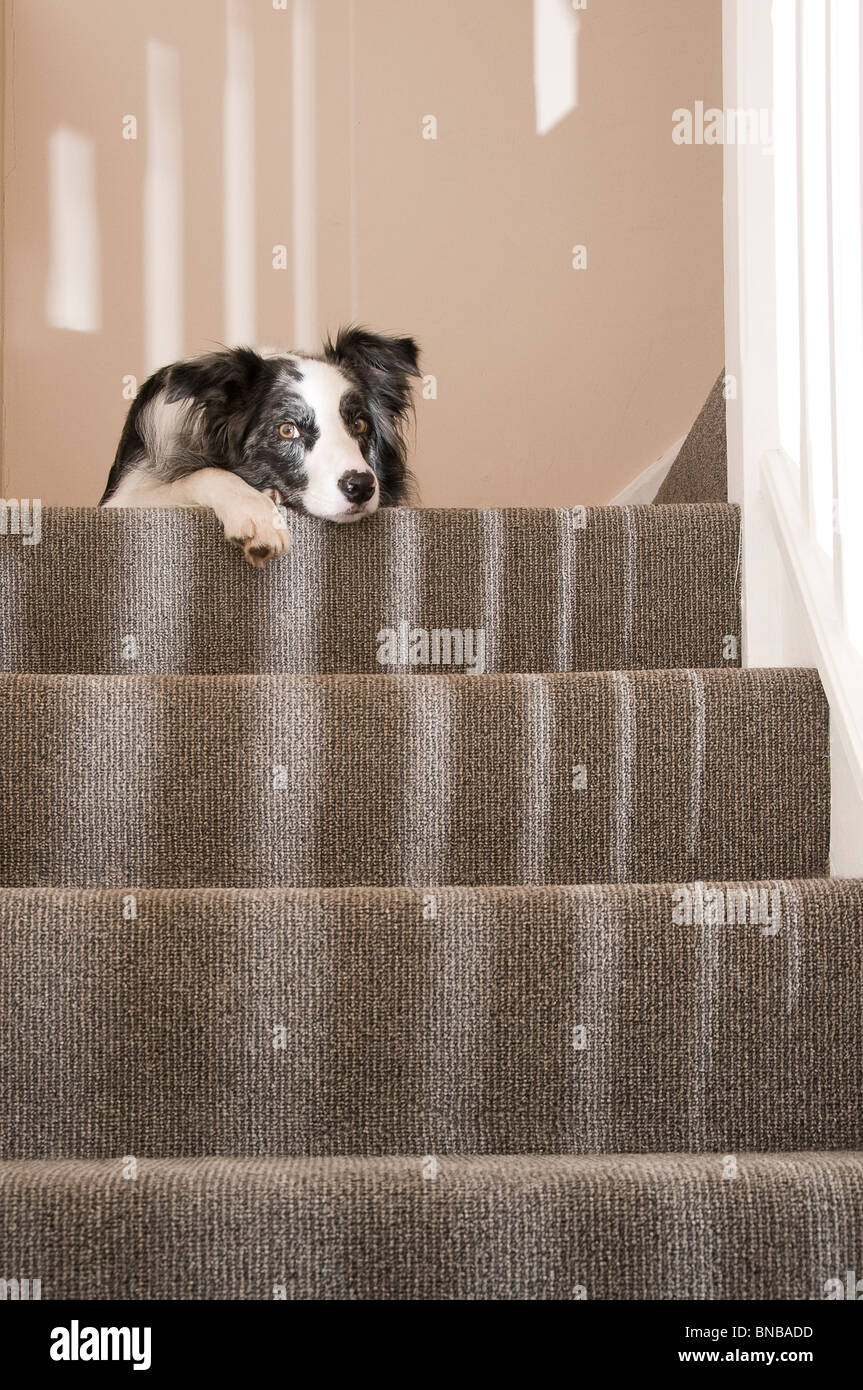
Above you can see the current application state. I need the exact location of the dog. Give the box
[100,326,420,567]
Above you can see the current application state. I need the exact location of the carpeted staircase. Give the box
[1,503,861,1301]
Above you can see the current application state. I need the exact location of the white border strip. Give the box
[762,445,863,807]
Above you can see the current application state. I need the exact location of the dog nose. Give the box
[338,470,376,504]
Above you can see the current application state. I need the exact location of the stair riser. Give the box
[0,506,741,674]
[0,670,829,887]
[2,883,859,1157]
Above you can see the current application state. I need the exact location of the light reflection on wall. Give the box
[45,126,101,333]
[533,0,580,136]
[292,0,317,349]
[224,0,256,347]
[144,39,183,373]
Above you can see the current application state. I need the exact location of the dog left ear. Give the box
[165,347,271,463]
[324,326,420,505]
[323,326,421,416]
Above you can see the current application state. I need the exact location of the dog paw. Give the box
[220,495,291,568]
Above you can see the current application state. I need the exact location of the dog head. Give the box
[162,327,420,522]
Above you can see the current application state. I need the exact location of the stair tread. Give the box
[2,1151,860,1299]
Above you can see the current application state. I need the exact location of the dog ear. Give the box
[323,326,421,417]
[164,348,270,461]
[323,327,421,505]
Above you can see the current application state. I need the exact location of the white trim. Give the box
[795,0,814,537]
[723,0,780,660]
[762,448,863,808]
[610,436,685,505]
[760,448,863,873]
[824,0,844,617]
[724,0,863,870]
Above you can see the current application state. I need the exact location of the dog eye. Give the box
[353,417,369,435]
[279,421,299,440]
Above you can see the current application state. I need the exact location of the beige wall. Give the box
[1,0,7,500]
[1,0,724,508]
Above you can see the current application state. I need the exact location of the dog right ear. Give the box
[323,326,421,418]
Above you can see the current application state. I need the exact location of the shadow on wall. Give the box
[3,0,724,508]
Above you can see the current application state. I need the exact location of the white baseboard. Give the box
[611,436,686,504]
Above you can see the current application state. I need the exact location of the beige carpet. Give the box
[1,881,860,1160]
[0,669,829,886]
[0,504,739,672]
[0,505,858,1300]
[655,370,728,503]
[2,1153,861,1300]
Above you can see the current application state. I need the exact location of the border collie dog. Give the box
[100,326,420,567]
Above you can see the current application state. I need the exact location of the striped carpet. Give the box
[0,505,740,672]
[0,669,829,886]
[2,1153,861,1301]
[0,505,858,1300]
[1,882,860,1159]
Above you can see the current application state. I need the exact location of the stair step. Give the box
[1,881,859,1159]
[1,1151,859,1299]
[0,669,828,887]
[0,505,741,674]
